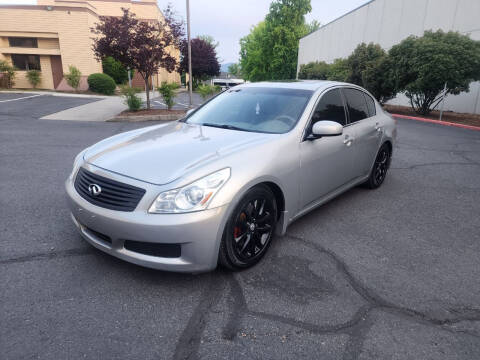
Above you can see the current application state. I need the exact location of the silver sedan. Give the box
[66,81,396,272]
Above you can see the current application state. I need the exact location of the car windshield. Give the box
[185,87,313,134]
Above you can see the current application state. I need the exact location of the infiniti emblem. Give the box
[88,184,102,197]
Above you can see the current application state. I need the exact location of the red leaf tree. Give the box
[180,37,220,87]
[91,7,184,109]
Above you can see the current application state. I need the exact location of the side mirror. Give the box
[309,120,343,139]
[186,109,195,116]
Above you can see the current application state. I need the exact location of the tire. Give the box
[365,143,391,189]
[219,185,277,271]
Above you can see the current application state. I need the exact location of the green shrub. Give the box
[26,70,41,88]
[298,61,330,80]
[0,60,17,88]
[87,73,116,95]
[197,84,219,100]
[102,57,129,85]
[65,65,82,90]
[119,85,142,111]
[157,82,176,110]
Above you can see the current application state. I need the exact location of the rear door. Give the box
[342,88,383,177]
[299,88,357,208]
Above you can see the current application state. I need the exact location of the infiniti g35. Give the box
[66,81,396,272]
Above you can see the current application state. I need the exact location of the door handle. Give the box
[374,123,383,132]
[343,136,355,146]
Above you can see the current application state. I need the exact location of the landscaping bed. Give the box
[110,108,186,122]
[384,104,480,127]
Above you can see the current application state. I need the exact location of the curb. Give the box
[108,113,185,122]
[392,113,480,131]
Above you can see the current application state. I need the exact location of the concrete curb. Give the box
[108,113,185,122]
[392,113,480,131]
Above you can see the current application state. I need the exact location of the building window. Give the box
[11,54,41,71]
[8,37,38,48]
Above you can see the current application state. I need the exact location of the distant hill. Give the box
[220,63,234,73]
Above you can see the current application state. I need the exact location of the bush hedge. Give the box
[102,57,129,85]
[87,73,116,95]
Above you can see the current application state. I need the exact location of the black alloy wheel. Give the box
[366,144,391,189]
[219,185,277,270]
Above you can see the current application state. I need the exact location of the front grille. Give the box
[74,168,146,212]
[124,240,181,258]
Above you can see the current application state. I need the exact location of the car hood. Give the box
[84,121,274,185]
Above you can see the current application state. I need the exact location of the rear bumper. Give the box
[66,173,229,273]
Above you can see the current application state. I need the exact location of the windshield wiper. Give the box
[201,123,250,132]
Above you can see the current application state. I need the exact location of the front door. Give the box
[50,56,63,89]
[299,88,357,209]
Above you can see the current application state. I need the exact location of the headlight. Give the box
[148,168,231,214]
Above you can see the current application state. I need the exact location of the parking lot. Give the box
[1,94,480,359]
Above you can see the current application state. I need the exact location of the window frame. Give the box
[302,86,348,141]
[10,54,41,71]
[363,92,377,118]
[8,37,38,48]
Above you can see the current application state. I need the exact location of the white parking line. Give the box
[154,100,166,106]
[0,94,43,103]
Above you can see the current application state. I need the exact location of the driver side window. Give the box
[311,89,347,127]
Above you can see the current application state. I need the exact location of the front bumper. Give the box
[65,166,229,273]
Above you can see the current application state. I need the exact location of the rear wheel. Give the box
[365,143,391,189]
[219,185,277,271]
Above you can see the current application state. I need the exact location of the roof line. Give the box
[300,0,376,40]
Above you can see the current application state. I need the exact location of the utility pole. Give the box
[186,0,193,107]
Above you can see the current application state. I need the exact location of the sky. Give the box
[0,0,371,64]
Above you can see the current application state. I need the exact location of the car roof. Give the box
[239,80,348,92]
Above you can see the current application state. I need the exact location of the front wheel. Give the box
[365,144,391,189]
[219,185,277,271]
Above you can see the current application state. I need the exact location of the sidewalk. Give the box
[40,91,160,122]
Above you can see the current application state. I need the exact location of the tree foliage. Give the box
[91,7,183,108]
[197,35,219,49]
[389,30,480,114]
[240,0,317,81]
[228,63,242,78]
[180,37,220,87]
[0,60,16,88]
[102,56,129,84]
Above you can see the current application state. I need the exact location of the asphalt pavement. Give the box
[1,98,480,359]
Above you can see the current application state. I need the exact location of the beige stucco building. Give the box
[0,0,180,90]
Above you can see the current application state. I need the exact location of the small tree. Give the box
[65,65,82,91]
[157,82,175,110]
[0,60,16,88]
[92,7,184,109]
[120,85,142,111]
[26,70,41,88]
[180,37,220,88]
[389,30,480,115]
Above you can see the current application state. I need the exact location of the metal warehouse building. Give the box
[297,0,480,114]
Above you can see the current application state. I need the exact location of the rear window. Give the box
[343,88,369,123]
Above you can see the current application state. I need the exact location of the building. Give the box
[0,0,180,91]
[297,0,480,114]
